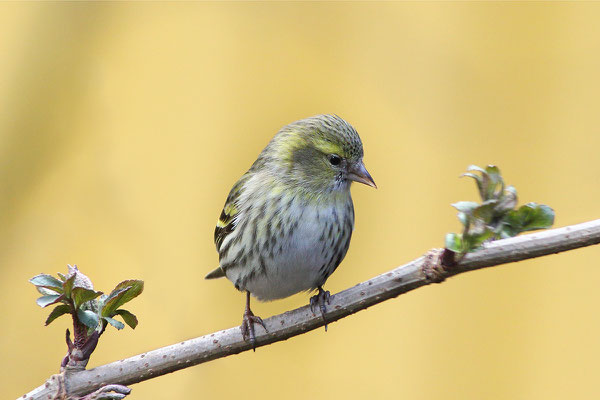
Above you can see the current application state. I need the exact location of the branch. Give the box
[21,219,600,399]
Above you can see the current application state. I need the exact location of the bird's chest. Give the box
[244,199,354,300]
[275,205,338,272]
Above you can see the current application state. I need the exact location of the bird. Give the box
[205,114,376,349]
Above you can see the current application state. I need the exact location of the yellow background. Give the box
[2,2,600,399]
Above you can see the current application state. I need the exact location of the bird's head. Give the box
[262,115,376,194]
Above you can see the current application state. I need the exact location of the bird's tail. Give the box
[205,266,226,279]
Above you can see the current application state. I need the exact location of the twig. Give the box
[20,219,600,400]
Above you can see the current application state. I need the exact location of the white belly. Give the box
[244,212,327,300]
[224,199,353,301]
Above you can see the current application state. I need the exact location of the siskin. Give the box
[206,114,376,348]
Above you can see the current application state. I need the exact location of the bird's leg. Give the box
[310,286,332,331]
[240,291,267,351]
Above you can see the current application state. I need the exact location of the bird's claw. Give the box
[310,287,331,331]
[241,310,267,351]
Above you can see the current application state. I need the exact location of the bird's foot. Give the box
[240,308,267,351]
[310,286,331,331]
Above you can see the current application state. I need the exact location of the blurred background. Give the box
[2,2,600,399]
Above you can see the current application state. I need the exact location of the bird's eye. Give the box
[328,154,342,166]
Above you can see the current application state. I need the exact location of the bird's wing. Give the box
[214,173,252,253]
[206,173,252,280]
[208,154,268,280]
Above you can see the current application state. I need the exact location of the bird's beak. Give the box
[348,161,377,188]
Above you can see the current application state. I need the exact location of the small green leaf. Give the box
[62,274,76,298]
[460,172,481,182]
[504,210,522,228]
[36,286,60,296]
[445,233,463,253]
[465,165,488,198]
[101,280,144,317]
[100,287,129,317]
[464,228,494,251]
[464,165,506,201]
[77,308,99,330]
[467,216,490,236]
[496,185,518,213]
[472,201,497,223]
[104,316,125,330]
[504,203,555,233]
[57,272,67,281]
[498,223,520,239]
[466,165,486,174]
[45,304,71,325]
[452,201,480,214]
[97,293,108,307]
[518,203,555,231]
[30,274,64,292]
[485,165,501,180]
[72,287,103,310]
[484,165,504,200]
[457,212,469,226]
[461,172,484,200]
[36,294,65,308]
[114,309,138,329]
[113,280,144,305]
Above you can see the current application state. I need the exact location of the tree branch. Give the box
[21,219,600,400]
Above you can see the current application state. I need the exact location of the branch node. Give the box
[45,373,66,400]
[422,248,450,283]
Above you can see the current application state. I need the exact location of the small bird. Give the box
[205,114,376,348]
